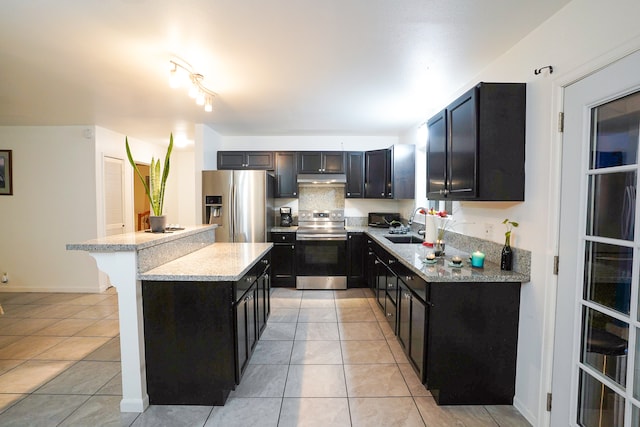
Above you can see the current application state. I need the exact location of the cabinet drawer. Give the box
[393,263,429,303]
[271,232,296,243]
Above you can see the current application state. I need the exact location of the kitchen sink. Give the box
[384,235,423,244]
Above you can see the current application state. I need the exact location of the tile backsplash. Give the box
[298,184,345,211]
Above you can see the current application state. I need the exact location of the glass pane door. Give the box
[578,91,640,427]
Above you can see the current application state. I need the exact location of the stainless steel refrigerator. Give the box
[202,170,274,242]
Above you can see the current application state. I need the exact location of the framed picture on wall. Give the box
[0,150,13,195]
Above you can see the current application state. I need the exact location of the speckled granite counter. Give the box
[140,242,273,281]
[270,226,298,232]
[362,227,530,283]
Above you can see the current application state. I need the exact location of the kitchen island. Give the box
[67,226,272,412]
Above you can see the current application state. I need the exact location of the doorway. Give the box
[552,50,640,426]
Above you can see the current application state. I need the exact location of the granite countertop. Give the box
[139,242,273,282]
[365,228,529,284]
[66,225,217,252]
[271,226,298,232]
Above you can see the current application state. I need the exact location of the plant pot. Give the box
[149,215,167,233]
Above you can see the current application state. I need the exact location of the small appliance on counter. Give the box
[280,207,293,227]
[368,212,401,228]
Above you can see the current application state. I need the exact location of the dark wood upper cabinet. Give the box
[297,151,345,174]
[274,152,297,198]
[345,151,364,198]
[365,146,415,199]
[427,82,526,201]
[217,151,274,170]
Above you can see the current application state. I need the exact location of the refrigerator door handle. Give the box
[229,183,235,241]
[232,184,238,241]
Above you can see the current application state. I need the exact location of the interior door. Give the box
[552,49,640,427]
[104,156,125,236]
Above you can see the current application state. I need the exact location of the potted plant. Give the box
[501,218,519,270]
[125,134,174,232]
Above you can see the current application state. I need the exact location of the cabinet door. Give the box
[271,233,296,287]
[218,152,246,169]
[397,283,411,352]
[426,109,447,199]
[246,152,274,170]
[365,149,389,198]
[322,152,345,173]
[375,256,386,309]
[447,88,478,198]
[246,287,257,354]
[275,152,298,198]
[410,294,426,380]
[297,152,323,173]
[256,272,267,335]
[235,294,249,381]
[347,232,365,287]
[346,151,364,198]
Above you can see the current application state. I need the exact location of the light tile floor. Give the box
[0,287,531,426]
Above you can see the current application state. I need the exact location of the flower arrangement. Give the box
[427,208,451,241]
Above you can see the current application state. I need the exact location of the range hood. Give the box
[297,174,347,185]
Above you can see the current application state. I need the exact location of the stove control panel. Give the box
[299,210,344,221]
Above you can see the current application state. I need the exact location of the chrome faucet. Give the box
[408,207,428,235]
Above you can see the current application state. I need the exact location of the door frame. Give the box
[543,39,640,426]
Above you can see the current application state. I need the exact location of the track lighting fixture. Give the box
[169,58,216,112]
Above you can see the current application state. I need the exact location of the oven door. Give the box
[295,238,347,289]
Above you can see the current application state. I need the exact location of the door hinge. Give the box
[546,392,552,411]
[558,112,564,133]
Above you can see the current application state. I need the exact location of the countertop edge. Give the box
[66,225,217,252]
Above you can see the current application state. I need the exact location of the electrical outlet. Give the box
[484,223,494,239]
[1,273,8,284]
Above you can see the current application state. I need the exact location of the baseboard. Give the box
[513,395,537,427]
[0,284,103,293]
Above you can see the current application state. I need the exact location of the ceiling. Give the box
[0,0,570,146]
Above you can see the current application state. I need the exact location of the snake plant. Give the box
[125,134,174,217]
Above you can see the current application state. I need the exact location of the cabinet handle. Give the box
[368,251,373,255]
[281,236,286,240]
[265,274,269,279]
[374,260,380,264]
[405,276,412,281]
[387,283,394,288]
[262,259,269,264]
[246,277,252,282]
[291,245,295,249]
[293,192,297,196]
[386,312,393,318]
[388,259,395,264]
[381,192,385,196]
[347,192,351,196]
[389,193,392,197]
[349,236,352,239]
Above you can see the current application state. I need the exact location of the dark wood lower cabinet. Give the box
[367,239,521,405]
[142,252,271,406]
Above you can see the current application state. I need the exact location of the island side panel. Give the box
[137,228,216,273]
[142,280,236,405]
[427,281,521,405]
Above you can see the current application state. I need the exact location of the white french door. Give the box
[552,49,640,426]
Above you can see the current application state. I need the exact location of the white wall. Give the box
[0,126,100,292]
[398,1,640,425]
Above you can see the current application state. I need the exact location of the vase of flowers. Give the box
[501,219,519,271]
[125,134,174,233]
[428,208,450,256]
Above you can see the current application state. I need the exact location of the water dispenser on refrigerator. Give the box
[204,195,223,225]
